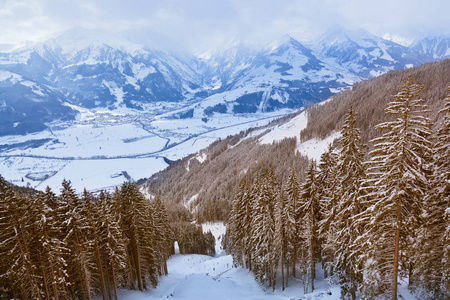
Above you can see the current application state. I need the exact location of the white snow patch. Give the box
[259,110,307,144]
[296,131,341,162]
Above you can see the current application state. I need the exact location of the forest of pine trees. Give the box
[0,178,215,299]
[226,77,449,299]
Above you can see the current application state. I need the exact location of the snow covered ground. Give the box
[0,109,292,193]
[119,222,342,300]
[118,222,419,300]
[258,109,341,162]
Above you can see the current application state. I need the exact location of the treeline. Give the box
[0,177,209,299]
[227,78,449,299]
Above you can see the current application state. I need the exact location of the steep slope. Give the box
[143,59,450,221]
[300,58,450,143]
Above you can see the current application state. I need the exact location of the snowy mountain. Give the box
[0,27,448,136]
[410,35,450,59]
[309,27,427,77]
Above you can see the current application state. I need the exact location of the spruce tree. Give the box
[355,76,433,299]
[59,179,93,300]
[414,87,450,299]
[284,169,301,280]
[299,161,320,292]
[317,145,339,278]
[0,177,41,299]
[332,106,365,299]
[251,170,278,290]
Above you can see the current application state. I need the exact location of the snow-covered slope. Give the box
[119,222,417,300]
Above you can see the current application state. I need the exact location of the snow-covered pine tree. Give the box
[275,190,288,290]
[332,106,365,300]
[0,176,41,299]
[152,196,172,276]
[29,190,68,300]
[355,76,433,299]
[229,180,250,267]
[414,87,450,299]
[299,160,320,293]
[317,145,339,278]
[59,179,93,300]
[115,182,158,291]
[251,170,278,290]
[98,190,127,300]
[284,169,301,280]
[82,189,109,299]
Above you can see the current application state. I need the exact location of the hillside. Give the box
[300,58,450,143]
[142,59,450,221]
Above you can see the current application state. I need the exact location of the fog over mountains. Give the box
[0,26,449,136]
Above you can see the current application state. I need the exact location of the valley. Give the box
[0,105,294,192]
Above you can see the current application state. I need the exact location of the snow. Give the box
[296,132,342,162]
[0,107,290,192]
[120,222,343,300]
[259,110,308,144]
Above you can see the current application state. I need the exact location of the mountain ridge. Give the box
[0,27,448,136]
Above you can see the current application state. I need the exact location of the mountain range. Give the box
[0,26,449,136]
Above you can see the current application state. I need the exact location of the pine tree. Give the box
[275,190,288,290]
[115,182,158,291]
[332,106,365,299]
[0,176,41,299]
[98,190,127,300]
[284,169,301,280]
[30,190,68,300]
[59,179,93,300]
[251,170,278,290]
[355,76,433,299]
[317,145,339,278]
[299,161,320,293]
[414,87,450,299]
[152,196,172,276]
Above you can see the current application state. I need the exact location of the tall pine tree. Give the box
[355,76,433,299]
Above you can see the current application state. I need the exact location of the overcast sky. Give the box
[1,0,449,52]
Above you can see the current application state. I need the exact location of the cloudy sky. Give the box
[0,0,449,52]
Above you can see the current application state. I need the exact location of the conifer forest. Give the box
[226,78,450,300]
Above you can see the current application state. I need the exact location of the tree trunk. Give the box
[281,252,285,291]
[392,196,402,300]
[94,241,107,300]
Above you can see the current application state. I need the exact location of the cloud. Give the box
[0,0,449,51]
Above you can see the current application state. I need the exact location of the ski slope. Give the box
[120,222,418,300]
[120,222,342,300]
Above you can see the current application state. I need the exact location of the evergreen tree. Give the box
[284,169,301,280]
[251,170,278,290]
[355,76,433,299]
[414,87,450,299]
[0,177,41,299]
[98,190,127,300]
[275,190,288,290]
[317,145,339,278]
[332,106,365,299]
[59,179,93,300]
[299,161,320,292]
[152,196,172,276]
